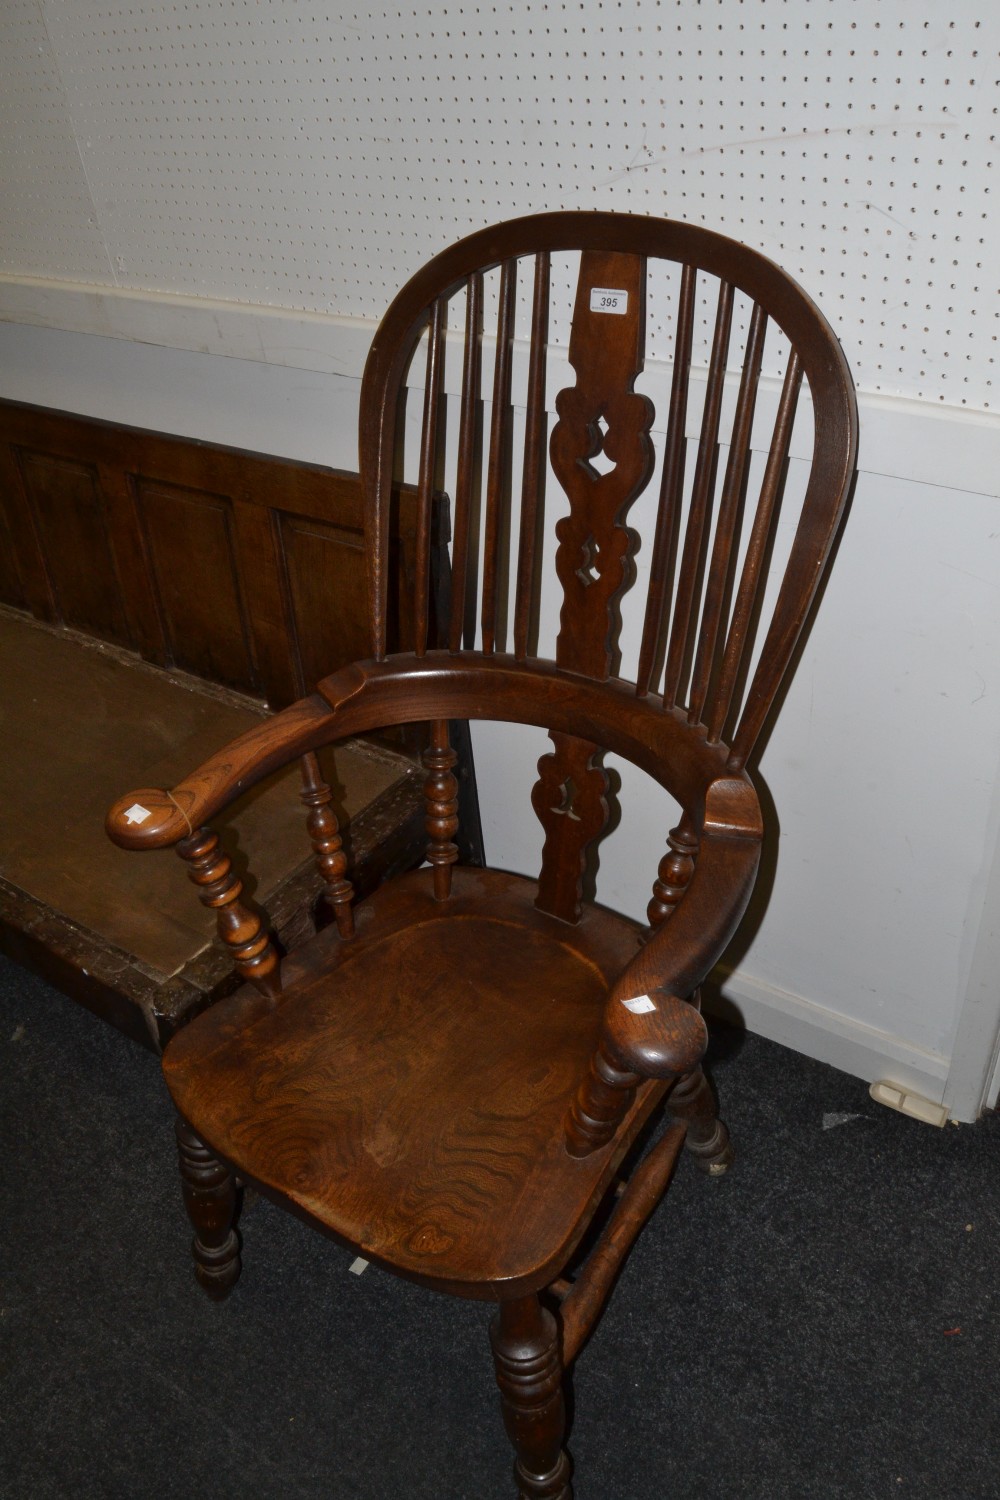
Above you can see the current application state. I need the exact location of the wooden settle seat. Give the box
[106,213,858,1496]
[0,401,480,1048]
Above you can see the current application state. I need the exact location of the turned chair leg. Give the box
[490,1295,572,1500]
[668,1065,735,1175]
[175,1116,242,1300]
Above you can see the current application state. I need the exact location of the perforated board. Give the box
[0,1,996,408]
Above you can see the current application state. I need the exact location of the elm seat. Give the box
[107,211,857,1499]
[164,867,655,1295]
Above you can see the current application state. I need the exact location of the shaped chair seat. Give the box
[164,866,663,1295]
[108,211,858,1498]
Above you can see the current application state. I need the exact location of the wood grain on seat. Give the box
[164,867,659,1297]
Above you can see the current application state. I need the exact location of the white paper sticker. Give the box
[349,1257,369,1275]
[124,803,152,826]
[621,994,657,1014]
[590,287,629,315]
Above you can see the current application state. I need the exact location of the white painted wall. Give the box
[1,1,999,1116]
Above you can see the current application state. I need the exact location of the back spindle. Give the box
[662,278,735,711]
[706,348,803,744]
[481,258,517,655]
[513,251,551,662]
[423,719,459,900]
[299,751,355,939]
[448,272,483,652]
[636,261,697,698]
[687,300,768,728]
[415,295,446,657]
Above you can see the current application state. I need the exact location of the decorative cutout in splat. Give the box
[530,729,611,918]
[550,250,654,681]
[532,731,610,923]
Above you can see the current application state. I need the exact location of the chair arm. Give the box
[602,829,761,1078]
[565,829,760,1156]
[106,691,343,850]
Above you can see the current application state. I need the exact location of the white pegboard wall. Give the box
[0,1,996,408]
[0,2,111,283]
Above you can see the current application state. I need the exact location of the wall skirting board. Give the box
[709,967,951,1109]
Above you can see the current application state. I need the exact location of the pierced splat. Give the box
[534,252,652,923]
[550,250,654,680]
[532,731,609,923]
[575,533,600,588]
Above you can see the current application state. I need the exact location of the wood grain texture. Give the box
[163,867,663,1299]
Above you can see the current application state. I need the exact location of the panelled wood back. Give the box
[0,401,434,708]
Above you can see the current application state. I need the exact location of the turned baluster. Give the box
[176,827,282,1000]
[565,1039,641,1159]
[490,1295,571,1500]
[647,820,699,929]
[299,751,355,938]
[667,1065,735,1175]
[423,719,459,900]
[645,826,734,1172]
[175,1117,242,1301]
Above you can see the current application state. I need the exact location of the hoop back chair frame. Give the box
[108,212,858,1500]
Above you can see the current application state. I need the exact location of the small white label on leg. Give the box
[124,803,152,825]
[349,1257,369,1275]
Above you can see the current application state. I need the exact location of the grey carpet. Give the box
[2,957,998,1499]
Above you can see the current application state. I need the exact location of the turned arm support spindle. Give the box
[299,751,355,938]
[176,826,282,1001]
[565,995,707,1157]
[423,718,459,900]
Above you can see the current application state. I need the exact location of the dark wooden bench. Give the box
[0,400,479,1049]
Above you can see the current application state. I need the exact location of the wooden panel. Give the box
[96,461,169,666]
[0,401,447,721]
[0,440,56,619]
[230,500,300,708]
[17,449,130,643]
[136,477,258,693]
[0,483,26,609]
[278,513,369,693]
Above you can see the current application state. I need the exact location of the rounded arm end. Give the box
[106,788,194,850]
[603,990,709,1079]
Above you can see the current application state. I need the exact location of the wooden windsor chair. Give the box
[107,212,857,1499]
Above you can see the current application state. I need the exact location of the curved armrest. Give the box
[602,828,761,1078]
[565,822,761,1157]
[106,690,347,850]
